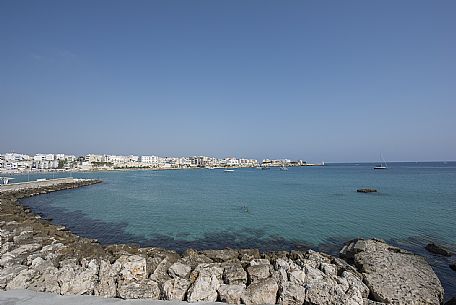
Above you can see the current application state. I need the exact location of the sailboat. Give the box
[374,154,388,170]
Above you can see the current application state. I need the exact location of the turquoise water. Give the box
[13,163,456,298]
[16,163,456,250]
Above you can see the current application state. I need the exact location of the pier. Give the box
[0,177,101,195]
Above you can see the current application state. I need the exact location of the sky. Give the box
[1,1,455,162]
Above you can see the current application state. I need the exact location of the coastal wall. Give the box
[0,180,446,305]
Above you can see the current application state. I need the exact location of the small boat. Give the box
[224,169,234,172]
[374,154,388,170]
[0,177,15,185]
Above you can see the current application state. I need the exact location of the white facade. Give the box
[5,153,31,161]
[55,154,66,160]
[140,156,159,164]
[85,154,104,163]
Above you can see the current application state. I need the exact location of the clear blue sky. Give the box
[1,1,455,162]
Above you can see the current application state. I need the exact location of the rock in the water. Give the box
[241,277,278,305]
[450,263,456,272]
[357,188,377,193]
[202,249,239,262]
[342,239,444,304]
[425,243,453,256]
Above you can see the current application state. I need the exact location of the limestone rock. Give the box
[180,252,213,269]
[168,261,191,278]
[0,265,28,289]
[202,249,239,262]
[6,268,36,290]
[58,259,99,295]
[94,260,118,298]
[27,258,61,293]
[304,278,348,305]
[223,263,247,285]
[247,264,270,284]
[163,277,190,301]
[278,281,306,305]
[218,284,245,304]
[114,255,147,282]
[241,277,278,305]
[187,263,224,302]
[239,249,260,262]
[342,239,444,304]
[117,279,160,299]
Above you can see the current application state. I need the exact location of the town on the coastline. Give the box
[0,152,320,173]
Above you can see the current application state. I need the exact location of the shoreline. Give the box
[0,163,324,176]
[0,180,448,304]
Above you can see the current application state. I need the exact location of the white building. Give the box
[55,154,66,160]
[140,156,159,164]
[33,154,54,161]
[5,153,31,161]
[85,154,104,163]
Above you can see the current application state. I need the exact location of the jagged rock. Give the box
[0,265,28,289]
[241,277,278,305]
[0,243,42,267]
[223,263,247,285]
[94,260,118,298]
[278,281,306,305]
[239,249,260,262]
[342,271,369,299]
[114,255,147,282]
[202,249,239,262]
[249,258,270,266]
[180,252,213,269]
[149,256,173,284]
[289,269,307,285]
[305,277,348,305]
[187,263,224,302]
[6,268,36,290]
[27,257,61,293]
[247,264,270,283]
[58,259,99,295]
[163,277,190,300]
[425,243,453,256]
[117,279,160,299]
[168,261,191,278]
[218,284,245,304]
[342,239,444,304]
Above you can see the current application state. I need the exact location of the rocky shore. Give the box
[0,181,447,304]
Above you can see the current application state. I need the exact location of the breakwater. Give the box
[0,180,449,304]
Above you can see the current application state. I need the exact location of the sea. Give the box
[9,162,456,300]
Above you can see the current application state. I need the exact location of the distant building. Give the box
[85,154,104,163]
